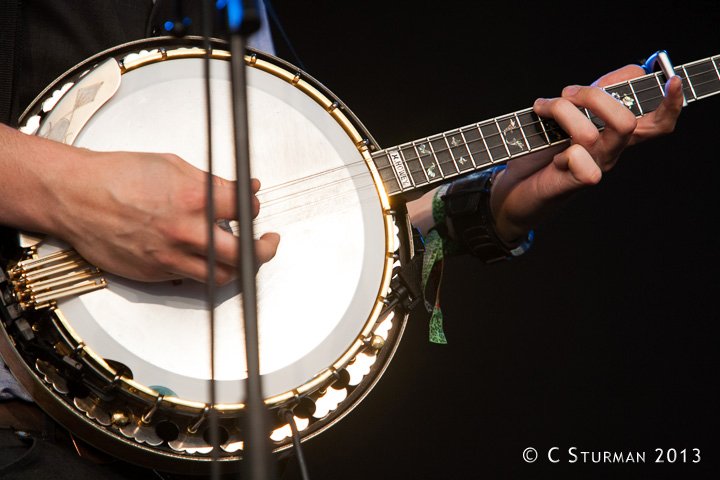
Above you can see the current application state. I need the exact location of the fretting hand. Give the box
[489,65,684,244]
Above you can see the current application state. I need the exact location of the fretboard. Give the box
[372,54,720,197]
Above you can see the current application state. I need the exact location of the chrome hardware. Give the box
[644,50,687,106]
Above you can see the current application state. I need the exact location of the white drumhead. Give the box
[44,55,387,404]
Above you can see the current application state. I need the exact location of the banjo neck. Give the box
[371,54,720,198]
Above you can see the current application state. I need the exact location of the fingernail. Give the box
[563,85,581,96]
[533,98,548,107]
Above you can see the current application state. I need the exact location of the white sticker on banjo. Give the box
[388,149,412,189]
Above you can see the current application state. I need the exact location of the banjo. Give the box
[0,37,718,472]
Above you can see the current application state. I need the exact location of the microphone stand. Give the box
[201,0,221,478]
[226,1,276,479]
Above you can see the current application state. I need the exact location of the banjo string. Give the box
[242,83,676,218]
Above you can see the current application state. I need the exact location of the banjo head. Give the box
[1,38,413,472]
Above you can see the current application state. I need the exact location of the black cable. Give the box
[144,0,164,37]
[283,410,311,480]
[262,0,306,71]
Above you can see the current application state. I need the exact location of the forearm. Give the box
[406,188,437,236]
[0,123,84,236]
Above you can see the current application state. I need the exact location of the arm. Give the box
[0,123,279,284]
[408,65,684,246]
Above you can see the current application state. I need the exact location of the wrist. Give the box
[0,125,91,238]
[38,143,96,240]
[437,166,533,262]
[488,168,534,250]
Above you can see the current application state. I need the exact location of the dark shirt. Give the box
[11,0,274,125]
[13,0,153,125]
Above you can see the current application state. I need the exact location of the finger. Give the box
[551,144,602,188]
[213,179,264,219]
[492,145,600,239]
[211,229,280,268]
[214,264,238,285]
[164,253,237,285]
[629,75,684,145]
[533,96,600,148]
[521,145,600,208]
[500,143,566,182]
[561,85,637,163]
[592,64,646,87]
[255,232,281,266]
[204,262,237,285]
[659,75,684,127]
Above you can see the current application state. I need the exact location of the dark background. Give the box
[268,1,719,479]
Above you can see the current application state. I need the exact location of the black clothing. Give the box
[9,0,238,125]
[13,0,154,126]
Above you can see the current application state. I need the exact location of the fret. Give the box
[480,121,507,162]
[656,71,667,85]
[710,56,720,99]
[516,110,549,149]
[684,59,720,98]
[449,129,476,171]
[513,112,531,152]
[681,65,698,100]
[413,140,442,182]
[372,151,403,194]
[627,81,643,115]
[653,73,665,102]
[713,56,720,81]
[583,107,604,130]
[459,126,492,166]
[400,145,430,186]
[379,172,402,195]
[605,82,642,116]
[428,134,458,178]
[674,67,695,102]
[536,111,552,144]
[496,114,527,155]
[376,163,399,186]
[493,118,513,158]
[441,132,469,173]
[543,118,567,143]
[477,124,495,164]
[632,75,664,113]
[424,138,447,181]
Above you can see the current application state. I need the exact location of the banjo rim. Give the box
[3,37,415,473]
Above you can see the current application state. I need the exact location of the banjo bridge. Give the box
[8,248,107,310]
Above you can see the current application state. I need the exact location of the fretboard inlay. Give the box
[372,54,720,197]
